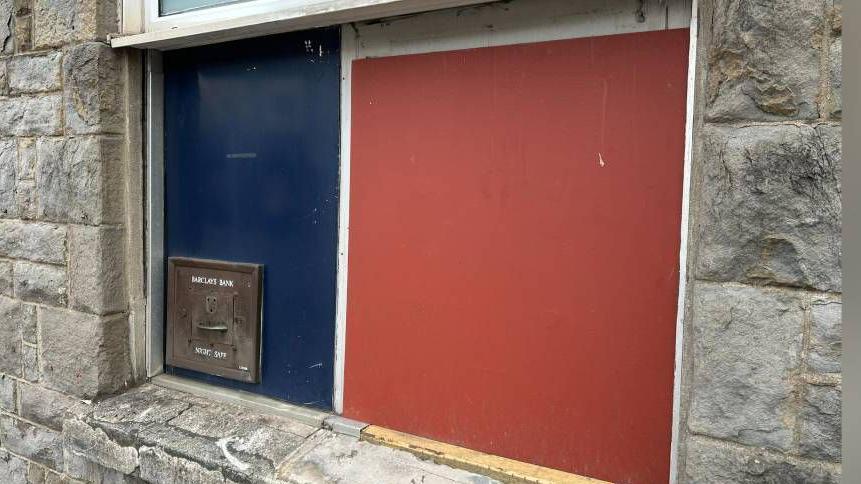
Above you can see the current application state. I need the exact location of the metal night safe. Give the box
[166,257,263,383]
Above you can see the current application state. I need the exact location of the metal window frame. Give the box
[141,2,697,481]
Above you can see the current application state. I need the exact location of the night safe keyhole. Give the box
[205,295,218,314]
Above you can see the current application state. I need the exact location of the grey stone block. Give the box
[0,0,11,55]
[33,0,117,49]
[828,38,841,119]
[0,373,16,412]
[20,302,36,344]
[0,60,7,95]
[139,447,226,484]
[20,384,88,431]
[696,125,841,292]
[36,136,124,225]
[808,299,841,373]
[0,94,63,136]
[168,404,305,470]
[16,178,37,220]
[0,449,29,484]
[27,461,46,484]
[14,261,67,306]
[15,15,33,52]
[0,295,24,376]
[14,13,31,53]
[63,448,142,484]
[0,414,63,469]
[23,343,38,381]
[69,225,126,315]
[17,137,36,180]
[685,436,841,483]
[799,384,841,461]
[63,419,139,475]
[0,259,11,296]
[8,52,62,94]
[40,310,130,399]
[706,0,823,121]
[0,139,15,218]
[169,402,314,443]
[63,43,124,135]
[688,283,803,451]
[44,469,73,484]
[90,385,190,427]
[0,220,66,264]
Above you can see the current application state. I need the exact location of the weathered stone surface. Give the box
[0,415,63,468]
[22,343,38,381]
[799,384,841,461]
[697,125,841,291]
[808,299,841,373]
[14,14,31,53]
[827,38,841,119]
[169,402,316,441]
[63,419,139,475]
[278,432,500,484]
[63,448,143,484]
[20,301,36,343]
[0,296,24,376]
[0,259,11,296]
[0,139,15,218]
[36,136,124,225]
[16,178,37,220]
[17,137,35,180]
[69,225,126,315]
[0,299,34,375]
[45,469,74,484]
[8,52,62,94]
[0,0,11,55]
[0,449,29,483]
[706,0,823,120]
[14,261,67,306]
[20,384,88,431]
[169,405,306,471]
[71,383,501,484]
[685,436,841,483]
[0,373,16,412]
[136,424,247,477]
[63,43,124,134]
[0,94,62,135]
[0,220,66,264]
[139,447,226,484]
[33,0,116,49]
[90,385,190,428]
[28,461,46,484]
[41,310,130,399]
[688,283,803,451]
[0,60,7,95]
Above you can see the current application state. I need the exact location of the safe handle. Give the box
[195,321,229,332]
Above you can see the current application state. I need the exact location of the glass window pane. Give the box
[160,0,250,15]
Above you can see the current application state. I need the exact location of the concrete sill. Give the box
[61,382,499,483]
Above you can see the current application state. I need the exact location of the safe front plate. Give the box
[166,257,263,383]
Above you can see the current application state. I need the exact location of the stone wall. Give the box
[681,0,842,482]
[0,0,133,481]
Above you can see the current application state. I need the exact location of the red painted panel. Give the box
[345,29,689,483]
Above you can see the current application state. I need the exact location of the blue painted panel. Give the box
[163,28,340,409]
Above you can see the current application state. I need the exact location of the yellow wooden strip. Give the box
[361,425,612,484]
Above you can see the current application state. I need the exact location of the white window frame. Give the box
[115,0,492,49]
[137,1,697,481]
